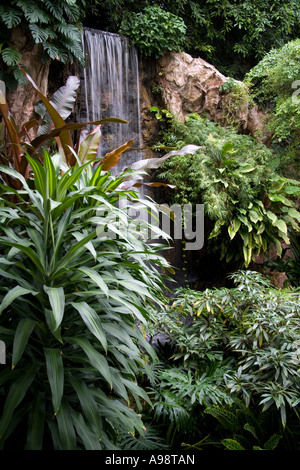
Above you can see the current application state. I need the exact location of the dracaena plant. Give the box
[0,66,130,187]
[0,148,174,450]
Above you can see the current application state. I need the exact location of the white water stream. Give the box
[81,28,143,170]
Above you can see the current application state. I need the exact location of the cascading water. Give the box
[80,28,143,171]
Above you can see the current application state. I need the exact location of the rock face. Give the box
[6,27,50,139]
[151,51,267,139]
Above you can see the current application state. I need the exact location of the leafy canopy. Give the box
[119,6,186,58]
[86,0,300,77]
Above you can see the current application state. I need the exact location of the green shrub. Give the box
[0,1,86,89]
[119,6,186,58]
[245,39,300,168]
[146,270,300,449]
[0,150,171,449]
[157,114,300,267]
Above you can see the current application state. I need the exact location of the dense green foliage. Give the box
[157,114,300,267]
[145,270,300,449]
[0,0,85,89]
[119,6,186,58]
[246,39,300,169]
[86,0,300,77]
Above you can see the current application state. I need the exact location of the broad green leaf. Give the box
[55,398,76,450]
[44,348,64,415]
[78,125,102,163]
[248,209,262,224]
[0,286,35,316]
[286,207,300,222]
[44,286,65,331]
[274,218,288,235]
[25,392,45,450]
[222,438,245,450]
[12,319,36,369]
[228,218,241,240]
[263,433,282,450]
[70,302,107,352]
[0,364,38,441]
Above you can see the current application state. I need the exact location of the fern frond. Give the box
[0,6,22,28]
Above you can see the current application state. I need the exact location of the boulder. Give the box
[156,51,266,138]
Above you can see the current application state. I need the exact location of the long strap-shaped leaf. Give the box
[12,318,36,369]
[67,374,103,437]
[70,302,107,352]
[44,348,64,415]
[25,392,45,450]
[68,337,112,388]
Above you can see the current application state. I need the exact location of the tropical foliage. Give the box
[145,270,300,450]
[85,0,300,77]
[157,113,300,267]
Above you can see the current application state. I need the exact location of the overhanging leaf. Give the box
[100,139,134,171]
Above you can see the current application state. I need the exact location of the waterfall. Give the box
[80,28,143,171]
